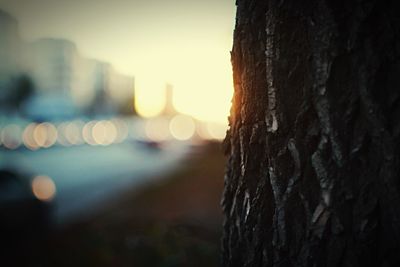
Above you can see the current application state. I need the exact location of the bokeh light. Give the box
[57,122,71,146]
[65,120,84,145]
[1,124,22,149]
[82,121,97,146]
[31,175,56,202]
[92,120,118,145]
[33,122,58,148]
[112,118,129,143]
[169,114,196,141]
[206,122,227,140]
[145,117,170,141]
[23,123,39,150]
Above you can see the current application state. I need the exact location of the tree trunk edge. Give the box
[223,1,400,266]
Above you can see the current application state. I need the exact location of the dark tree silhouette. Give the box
[222,0,400,266]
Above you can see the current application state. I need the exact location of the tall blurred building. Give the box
[24,39,79,119]
[0,10,21,72]
[0,10,24,108]
[29,39,78,95]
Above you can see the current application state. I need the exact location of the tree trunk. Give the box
[222,0,400,266]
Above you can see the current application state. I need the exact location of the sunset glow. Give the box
[0,0,236,125]
[133,42,234,124]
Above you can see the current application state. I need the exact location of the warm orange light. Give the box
[32,175,56,202]
[172,50,233,124]
[133,45,233,124]
[135,78,166,118]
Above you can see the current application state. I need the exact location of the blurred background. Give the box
[0,0,235,266]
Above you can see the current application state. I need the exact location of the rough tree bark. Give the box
[222,0,400,266]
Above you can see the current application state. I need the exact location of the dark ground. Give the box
[22,141,225,267]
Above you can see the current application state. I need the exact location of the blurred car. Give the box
[0,168,54,239]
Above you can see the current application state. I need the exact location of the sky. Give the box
[0,0,236,124]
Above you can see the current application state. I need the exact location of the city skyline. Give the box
[0,9,135,120]
[0,0,236,123]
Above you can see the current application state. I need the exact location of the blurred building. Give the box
[0,9,136,119]
[29,39,78,95]
[23,39,78,120]
[26,39,135,119]
[0,10,24,110]
[0,10,21,73]
[161,83,177,116]
[86,61,136,116]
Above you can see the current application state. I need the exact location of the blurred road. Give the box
[1,141,189,225]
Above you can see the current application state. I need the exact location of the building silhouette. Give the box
[162,83,177,116]
[0,9,136,118]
